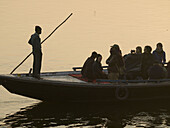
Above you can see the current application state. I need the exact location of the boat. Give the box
[1,67,170,103]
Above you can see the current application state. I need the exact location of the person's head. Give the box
[156,42,163,51]
[110,44,120,55]
[35,26,42,34]
[144,45,152,53]
[111,44,120,51]
[96,54,102,62]
[136,46,142,54]
[91,51,98,58]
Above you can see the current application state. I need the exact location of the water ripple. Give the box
[1,102,170,127]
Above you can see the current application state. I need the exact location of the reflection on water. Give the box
[1,102,170,127]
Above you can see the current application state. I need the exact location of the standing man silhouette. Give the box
[28,26,42,79]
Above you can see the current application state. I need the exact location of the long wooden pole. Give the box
[10,13,73,74]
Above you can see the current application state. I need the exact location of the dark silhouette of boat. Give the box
[1,68,170,103]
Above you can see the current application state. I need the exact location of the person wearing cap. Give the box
[28,26,42,79]
[152,42,166,64]
[106,44,124,80]
[106,44,122,65]
[81,51,98,81]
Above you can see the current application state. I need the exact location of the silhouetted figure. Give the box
[124,53,142,80]
[153,42,166,64]
[124,46,142,80]
[148,61,166,79]
[81,51,98,81]
[136,46,142,54]
[141,46,154,79]
[28,26,42,79]
[123,50,135,61]
[106,44,124,80]
[93,54,107,79]
[124,46,142,61]
[106,46,114,65]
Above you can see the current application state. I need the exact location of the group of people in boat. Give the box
[81,43,168,81]
[27,25,169,81]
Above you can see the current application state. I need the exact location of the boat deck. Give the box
[41,75,86,83]
[2,70,170,87]
[10,71,87,83]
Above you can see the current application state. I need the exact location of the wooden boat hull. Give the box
[1,72,170,103]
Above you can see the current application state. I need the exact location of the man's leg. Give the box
[33,52,40,78]
[38,52,42,75]
[33,53,36,77]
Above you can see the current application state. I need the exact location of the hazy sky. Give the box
[0,0,170,72]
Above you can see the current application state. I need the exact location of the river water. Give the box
[1,0,170,127]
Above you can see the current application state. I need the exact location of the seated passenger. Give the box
[148,60,166,79]
[123,50,135,61]
[81,51,98,80]
[106,46,114,64]
[153,42,166,64]
[136,46,142,54]
[93,54,107,79]
[106,44,124,80]
[123,46,142,61]
[124,48,142,80]
[141,46,154,79]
